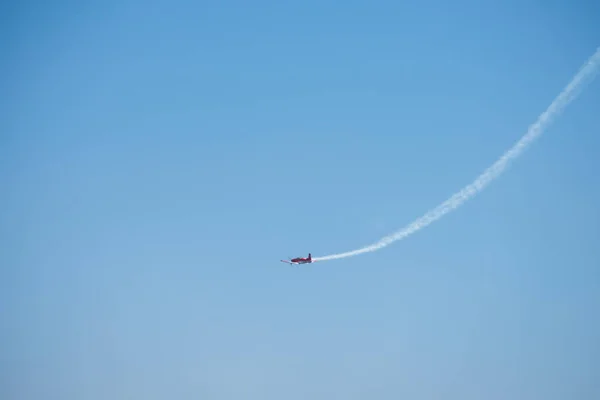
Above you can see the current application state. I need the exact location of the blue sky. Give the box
[2,1,599,398]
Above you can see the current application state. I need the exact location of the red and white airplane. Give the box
[281,253,312,265]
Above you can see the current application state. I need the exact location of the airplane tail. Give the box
[308,253,312,261]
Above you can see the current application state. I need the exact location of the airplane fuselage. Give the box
[281,253,312,265]
[291,259,311,264]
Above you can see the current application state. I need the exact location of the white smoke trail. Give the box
[314,47,600,262]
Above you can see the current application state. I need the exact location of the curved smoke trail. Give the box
[314,47,600,262]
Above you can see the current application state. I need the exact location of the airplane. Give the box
[280,253,312,265]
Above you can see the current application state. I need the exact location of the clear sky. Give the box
[2,1,599,399]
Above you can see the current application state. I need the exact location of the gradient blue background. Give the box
[2,1,599,399]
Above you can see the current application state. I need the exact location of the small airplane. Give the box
[281,253,312,265]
